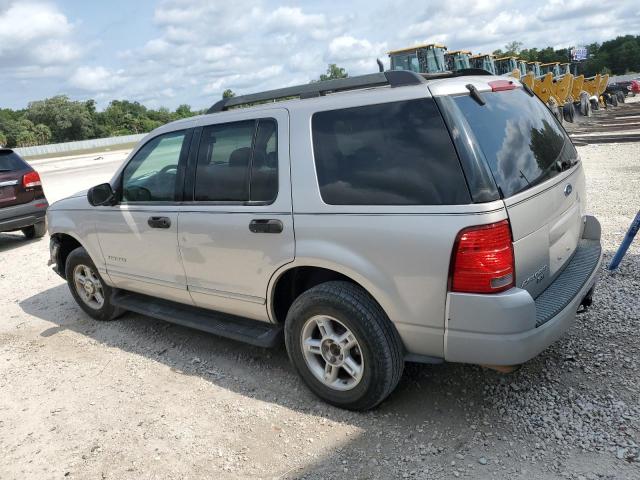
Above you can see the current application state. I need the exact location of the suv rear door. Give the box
[177,109,294,321]
[0,150,33,208]
[445,87,584,298]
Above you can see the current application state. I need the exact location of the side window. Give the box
[311,99,471,205]
[122,131,187,202]
[193,118,278,203]
[194,121,255,201]
[250,119,278,202]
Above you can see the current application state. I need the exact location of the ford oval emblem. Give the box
[564,184,573,196]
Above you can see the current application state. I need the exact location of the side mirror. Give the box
[87,183,116,206]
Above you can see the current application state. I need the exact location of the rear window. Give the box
[453,88,577,198]
[311,99,471,205]
[0,151,26,172]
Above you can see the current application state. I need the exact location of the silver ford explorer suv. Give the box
[47,71,602,410]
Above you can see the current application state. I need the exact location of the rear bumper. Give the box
[444,215,602,366]
[0,198,48,232]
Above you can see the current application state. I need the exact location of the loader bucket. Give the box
[599,74,610,95]
[533,72,554,104]
[553,74,573,104]
[583,74,601,96]
[571,75,585,100]
[521,73,535,90]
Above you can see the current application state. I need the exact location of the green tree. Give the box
[175,104,193,118]
[16,130,37,147]
[0,131,6,147]
[504,41,523,56]
[222,89,236,99]
[33,124,52,145]
[318,64,348,81]
[25,96,94,143]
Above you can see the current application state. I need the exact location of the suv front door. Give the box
[96,129,193,305]
[178,109,294,321]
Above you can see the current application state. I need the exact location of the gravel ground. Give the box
[1,126,639,479]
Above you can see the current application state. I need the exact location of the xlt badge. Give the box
[521,265,548,288]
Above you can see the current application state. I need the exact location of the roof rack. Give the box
[207,70,426,114]
[206,69,494,114]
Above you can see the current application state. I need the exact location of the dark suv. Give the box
[0,149,48,239]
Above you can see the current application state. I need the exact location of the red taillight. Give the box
[450,220,515,294]
[22,171,41,189]
[488,80,516,92]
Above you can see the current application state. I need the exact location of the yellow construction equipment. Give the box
[469,53,496,74]
[494,56,520,77]
[444,50,472,71]
[527,61,542,76]
[540,62,561,77]
[388,43,447,73]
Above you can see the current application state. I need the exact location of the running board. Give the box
[111,290,282,348]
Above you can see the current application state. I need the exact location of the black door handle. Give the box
[249,219,283,234]
[148,216,171,229]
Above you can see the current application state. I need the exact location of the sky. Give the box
[1,0,638,111]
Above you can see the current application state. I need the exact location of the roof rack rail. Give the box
[206,70,426,114]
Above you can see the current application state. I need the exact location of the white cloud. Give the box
[69,66,127,92]
[0,1,81,72]
[1,0,639,109]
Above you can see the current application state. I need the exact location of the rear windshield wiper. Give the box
[465,84,486,106]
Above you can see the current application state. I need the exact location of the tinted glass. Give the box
[312,99,470,205]
[0,151,26,171]
[250,119,278,202]
[194,121,255,201]
[454,89,578,197]
[122,131,187,202]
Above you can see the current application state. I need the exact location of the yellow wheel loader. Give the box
[494,56,520,77]
[444,50,472,71]
[469,53,496,74]
[388,43,448,74]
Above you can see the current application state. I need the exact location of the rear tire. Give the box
[65,247,124,321]
[617,91,625,103]
[580,94,591,117]
[22,220,46,239]
[285,281,404,410]
[610,93,618,107]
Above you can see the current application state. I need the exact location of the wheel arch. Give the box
[267,259,398,328]
[50,232,87,279]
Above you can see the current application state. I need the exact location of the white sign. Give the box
[571,47,588,61]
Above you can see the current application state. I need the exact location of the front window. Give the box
[391,53,420,72]
[122,131,188,202]
[425,48,445,72]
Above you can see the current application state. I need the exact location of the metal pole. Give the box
[608,211,640,270]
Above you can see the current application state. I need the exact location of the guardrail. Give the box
[13,133,146,158]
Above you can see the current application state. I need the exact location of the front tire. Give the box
[285,281,404,410]
[65,247,123,321]
[22,221,46,239]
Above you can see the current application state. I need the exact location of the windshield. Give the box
[390,53,420,73]
[426,48,445,72]
[452,88,578,197]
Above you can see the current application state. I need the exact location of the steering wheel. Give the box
[159,165,178,175]
[124,185,152,201]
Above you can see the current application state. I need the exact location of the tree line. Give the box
[1,34,638,149]
[494,35,640,76]
[0,97,201,148]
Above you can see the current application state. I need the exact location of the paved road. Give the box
[33,150,130,204]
